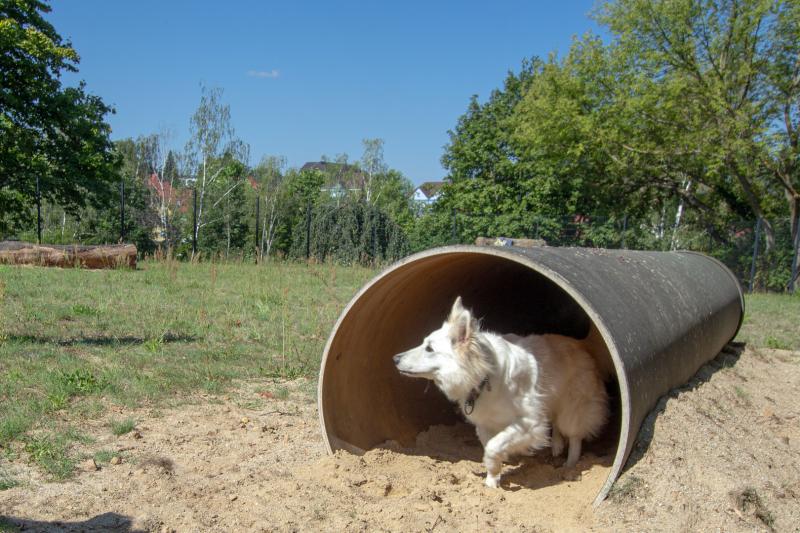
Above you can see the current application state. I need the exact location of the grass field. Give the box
[0,260,797,485]
[0,260,374,483]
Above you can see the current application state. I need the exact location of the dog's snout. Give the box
[392,353,403,365]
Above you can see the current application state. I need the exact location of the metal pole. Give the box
[621,215,628,249]
[789,214,800,294]
[192,187,198,257]
[451,208,457,243]
[36,176,42,244]
[254,196,260,264]
[748,217,763,293]
[305,200,312,260]
[120,179,125,241]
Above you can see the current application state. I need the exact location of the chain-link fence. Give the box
[444,212,799,293]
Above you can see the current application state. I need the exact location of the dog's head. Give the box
[393,297,491,398]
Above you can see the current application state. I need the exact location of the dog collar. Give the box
[464,377,491,415]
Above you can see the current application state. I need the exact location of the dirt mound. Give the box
[1,347,798,532]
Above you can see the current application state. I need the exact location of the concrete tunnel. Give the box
[317,245,744,505]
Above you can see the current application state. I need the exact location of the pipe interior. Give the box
[321,252,619,458]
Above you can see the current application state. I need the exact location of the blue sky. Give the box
[47,1,603,185]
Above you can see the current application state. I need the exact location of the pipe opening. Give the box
[320,251,620,463]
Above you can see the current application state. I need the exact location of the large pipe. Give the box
[318,246,744,504]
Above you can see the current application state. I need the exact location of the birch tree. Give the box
[361,138,388,203]
[254,155,287,260]
[184,85,248,255]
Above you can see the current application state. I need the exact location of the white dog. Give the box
[393,297,609,488]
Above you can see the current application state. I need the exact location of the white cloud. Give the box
[247,69,280,79]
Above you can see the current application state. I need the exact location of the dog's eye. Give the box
[425,344,433,353]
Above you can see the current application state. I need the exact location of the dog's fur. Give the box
[393,297,609,488]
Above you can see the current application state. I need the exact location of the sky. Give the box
[47,1,604,185]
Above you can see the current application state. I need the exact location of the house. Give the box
[412,181,445,204]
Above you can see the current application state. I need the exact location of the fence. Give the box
[7,180,800,293]
[443,211,799,294]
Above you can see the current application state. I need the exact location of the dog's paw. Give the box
[551,442,564,457]
[485,473,501,488]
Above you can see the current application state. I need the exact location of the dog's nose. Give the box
[392,353,402,365]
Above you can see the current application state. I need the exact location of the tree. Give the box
[183,85,249,255]
[0,0,118,235]
[253,155,287,260]
[360,138,388,203]
[596,0,800,254]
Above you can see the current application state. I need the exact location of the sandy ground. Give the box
[1,345,798,532]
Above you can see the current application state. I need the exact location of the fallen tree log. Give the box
[0,241,137,269]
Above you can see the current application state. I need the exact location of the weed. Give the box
[608,474,646,501]
[730,487,775,530]
[23,433,76,480]
[766,336,789,350]
[274,386,290,400]
[0,469,18,491]
[143,336,163,353]
[109,418,136,436]
[92,449,119,464]
[58,368,104,395]
[733,385,751,403]
[71,304,100,317]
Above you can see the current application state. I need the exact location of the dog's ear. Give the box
[448,296,474,345]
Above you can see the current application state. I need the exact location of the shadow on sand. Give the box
[0,512,145,532]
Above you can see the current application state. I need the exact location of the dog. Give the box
[393,296,609,488]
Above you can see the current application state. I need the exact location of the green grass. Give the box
[109,417,136,436]
[22,432,82,480]
[0,468,18,491]
[737,293,800,351]
[0,260,374,477]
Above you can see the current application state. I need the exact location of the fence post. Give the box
[748,217,762,293]
[305,200,312,260]
[192,187,198,257]
[789,215,800,294]
[254,196,260,264]
[621,215,628,249]
[36,175,42,244]
[120,179,125,242]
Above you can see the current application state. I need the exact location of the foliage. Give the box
[292,199,409,265]
[0,0,118,234]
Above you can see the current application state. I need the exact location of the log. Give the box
[0,241,137,269]
[474,236,546,248]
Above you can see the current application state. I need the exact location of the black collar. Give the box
[463,377,491,415]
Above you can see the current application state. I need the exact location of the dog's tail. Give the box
[582,321,615,381]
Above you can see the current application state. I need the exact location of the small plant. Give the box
[23,433,76,480]
[0,469,18,491]
[731,487,775,530]
[59,368,103,395]
[766,336,789,350]
[92,449,118,464]
[608,474,646,502]
[71,304,100,317]
[733,385,751,403]
[110,417,136,436]
[143,336,163,353]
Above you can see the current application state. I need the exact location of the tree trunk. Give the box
[0,241,136,269]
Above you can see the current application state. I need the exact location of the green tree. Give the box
[0,0,118,235]
[183,85,248,255]
[596,0,800,253]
